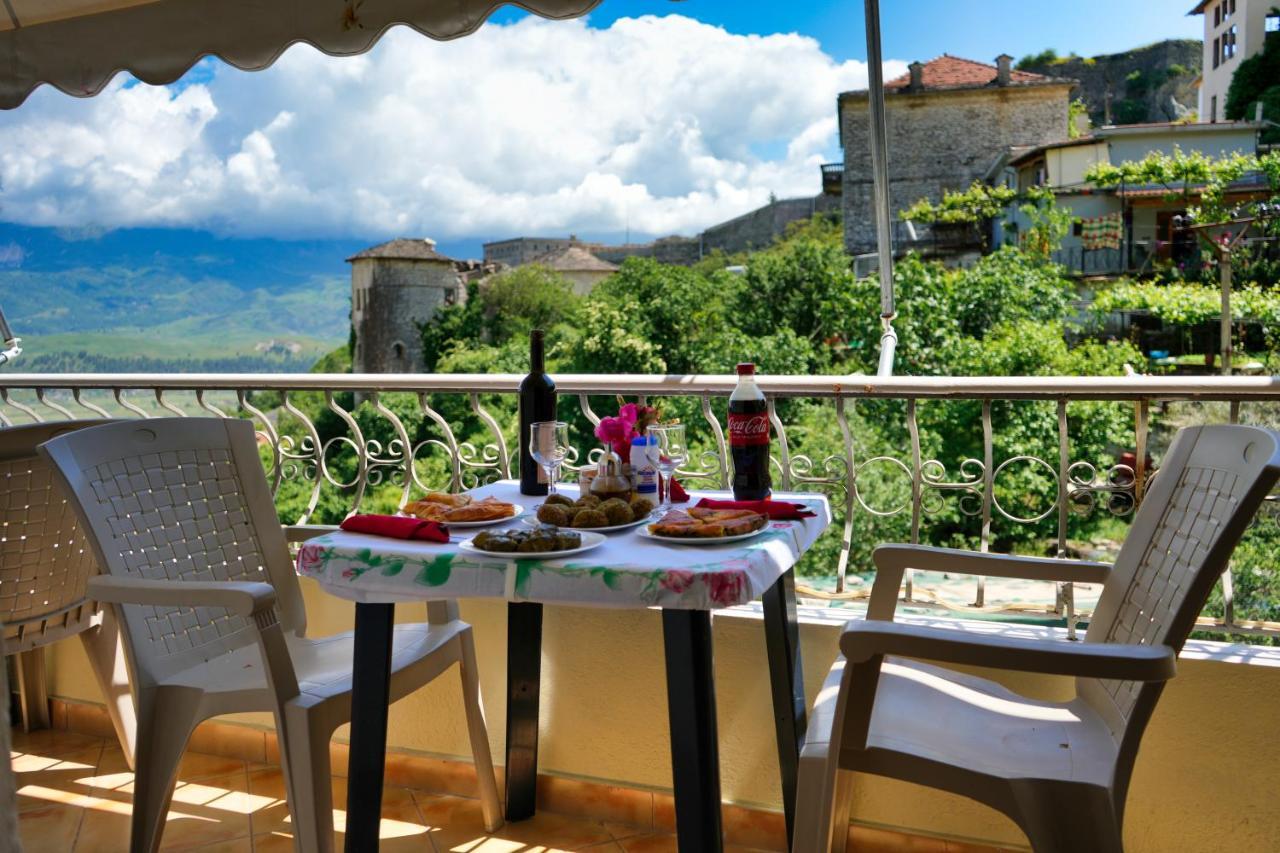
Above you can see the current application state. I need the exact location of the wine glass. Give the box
[529,421,570,495]
[648,423,688,514]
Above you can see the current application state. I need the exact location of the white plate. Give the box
[398,504,523,529]
[637,524,769,545]
[458,530,607,560]
[522,511,655,534]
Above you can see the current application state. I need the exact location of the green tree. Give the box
[1226,21,1280,142]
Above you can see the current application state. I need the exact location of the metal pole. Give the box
[1220,250,1232,376]
[862,0,897,376]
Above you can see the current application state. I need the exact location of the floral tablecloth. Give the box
[296,481,831,610]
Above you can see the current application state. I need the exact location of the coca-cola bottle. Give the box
[728,362,771,500]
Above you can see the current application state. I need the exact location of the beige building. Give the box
[1191,0,1278,122]
[838,54,1075,256]
[531,244,619,295]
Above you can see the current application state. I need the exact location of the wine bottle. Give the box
[518,329,557,495]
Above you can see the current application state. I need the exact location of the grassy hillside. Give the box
[0,231,352,372]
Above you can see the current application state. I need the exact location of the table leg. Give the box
[762,569,807,848]
[346,602,395,853]
[505,601,543,820]
[662,608,723,853]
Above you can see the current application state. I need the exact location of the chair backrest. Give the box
[1079,424,1280,742]
[0,420,108,652]
[40,418,306,684]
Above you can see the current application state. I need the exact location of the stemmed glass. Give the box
[648,423,688,514]
[529,421,570,495]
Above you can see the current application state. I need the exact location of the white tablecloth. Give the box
[297,481,831,610]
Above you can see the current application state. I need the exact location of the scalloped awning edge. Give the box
[0,0,603,109]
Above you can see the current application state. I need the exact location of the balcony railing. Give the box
[2,371,1278,640]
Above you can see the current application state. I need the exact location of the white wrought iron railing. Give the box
[2,372,1278,640]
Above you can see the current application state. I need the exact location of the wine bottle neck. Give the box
[530,334,545,372]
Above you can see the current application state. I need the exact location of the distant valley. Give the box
[0,224,363,372]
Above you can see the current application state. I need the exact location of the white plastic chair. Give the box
[40,417,502,853]
[795,424,1280,853]
[0,420,136,759]
[0,633,22,853]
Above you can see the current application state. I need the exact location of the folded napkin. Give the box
[340,514,449,542]
[694,497,815,519]
[660,477,690,503]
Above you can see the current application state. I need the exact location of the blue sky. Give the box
[498,0,1204,63]
[0,1,1206,249]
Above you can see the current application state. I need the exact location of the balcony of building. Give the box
[4,370,1280,853]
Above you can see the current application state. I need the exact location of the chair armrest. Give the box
[840,620,1176,682]
[867,544,1112,620]
[88,576,277,618]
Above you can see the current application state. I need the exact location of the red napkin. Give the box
[340,514,449,542]
[660,477,690,503]
[695,498,815,520]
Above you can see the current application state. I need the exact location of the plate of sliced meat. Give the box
[400,492,523,528]
[640,507,769,544]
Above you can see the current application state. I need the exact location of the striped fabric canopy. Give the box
[0,0,602,109]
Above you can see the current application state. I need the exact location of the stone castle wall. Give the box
[701,194,840,255]
[352,258,462,373]
[840,84,1071,254]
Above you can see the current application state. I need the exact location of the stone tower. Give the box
[347,238,465,373]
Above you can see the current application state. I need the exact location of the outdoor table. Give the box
[296,480,831,852]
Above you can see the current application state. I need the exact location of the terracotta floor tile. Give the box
[13,744,104,813]
[416,792,614,852]
[247,765,428,845]
[606,821,651,841]
[18,801,84,853]
[11,728,105,758]
[615,833,678,853]
[74,771,257,852]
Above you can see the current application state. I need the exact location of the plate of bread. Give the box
[401,492,522,527]
[640,507,769,544]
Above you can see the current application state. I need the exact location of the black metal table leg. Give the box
[762,569,807,848]
[505,601,544,820]
[662,608,723,853]
[345,602,396,853]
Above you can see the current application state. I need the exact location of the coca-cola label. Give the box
[729,413,770,446]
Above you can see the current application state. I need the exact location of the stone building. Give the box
[838,54,1075,256]
[348,238,465,373]
[482,235,602,267]
[530,245,619,294]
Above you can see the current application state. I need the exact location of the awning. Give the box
[0,0,601,109]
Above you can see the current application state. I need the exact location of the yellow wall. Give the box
[1046,142,1107,188]
[46,579,1280,851]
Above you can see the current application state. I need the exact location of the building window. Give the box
[1213,37,1220,68]
[1214,3,1220,25]
[1226,25,1238,59]
[1229,0,1235,15]
[1211,95,1218,122]
[1268,12,1280,33]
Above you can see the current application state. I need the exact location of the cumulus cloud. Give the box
[0,15,903,240]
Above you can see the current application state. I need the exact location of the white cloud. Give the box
[0,15,904,241]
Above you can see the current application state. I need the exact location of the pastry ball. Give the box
[545,493,575,507]
[536,504,571,526]
[602,501,635,525]
[629,496,655,518]
[574,494,602,508]
[571,508,608,528]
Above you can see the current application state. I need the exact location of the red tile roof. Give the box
[885,55,1056,92]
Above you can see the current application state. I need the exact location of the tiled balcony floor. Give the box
[12,728,771,853]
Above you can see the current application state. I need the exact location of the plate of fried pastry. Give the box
[640,507,769,544]
[401,492,522,528]
[527,493,656,532]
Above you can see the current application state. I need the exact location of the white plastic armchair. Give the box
[0,420,136,757]
[40,417,502,853]
[795,424,1280,853]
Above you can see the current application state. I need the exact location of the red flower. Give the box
[705,571,746,606]
[660,570,695,594]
